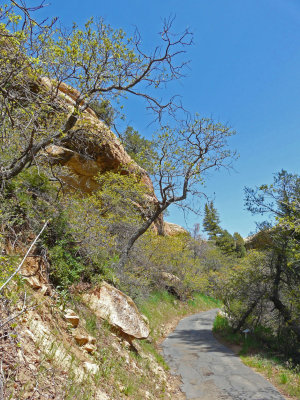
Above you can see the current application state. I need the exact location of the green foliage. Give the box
[121,126,157,172]
[279,373,288,384]
[0,4,192,184]
[0,254,20,287]
[216,229,236,254]
[213,314,230,332]
[66,170,150,263]
[244,171,300,349]
[48,239,85,289]
[85,313,98,336]
[233,232,246,258]
[203,201,221,240]
[209,171,300,363]
[89,99,115,126]
[0,167,57,234]
[203,202,246,257]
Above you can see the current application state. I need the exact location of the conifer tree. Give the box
[203,201,221,239]
[233,232,246,258]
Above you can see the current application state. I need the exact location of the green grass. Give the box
[139,339,169,370]
[187,292,221,310]
[241,354,300,398]
[85,313,98,335]
[139,290,220,342]
[214,314,300,399]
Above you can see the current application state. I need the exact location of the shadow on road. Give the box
[167,314,239,359]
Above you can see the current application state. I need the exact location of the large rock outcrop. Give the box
[163,222,187,236]
[82,282,150,340]
[41,78,164,234]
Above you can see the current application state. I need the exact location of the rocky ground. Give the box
[0,274,187,400]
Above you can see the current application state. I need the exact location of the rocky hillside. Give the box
[1,253,219,399]
[2,280,177,399]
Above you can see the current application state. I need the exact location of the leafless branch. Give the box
[0,220,49,292]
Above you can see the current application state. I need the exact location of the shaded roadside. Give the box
[162,309,286,400]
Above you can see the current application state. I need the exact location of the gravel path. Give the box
[162,309,286,400]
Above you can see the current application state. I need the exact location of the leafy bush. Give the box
[48,240,85,289]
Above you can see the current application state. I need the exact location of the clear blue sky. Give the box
[38,0,300,237]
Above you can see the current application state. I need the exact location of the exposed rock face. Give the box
[83,362,99,375]
[41,78,164,234]
[82,282,150,340]
[163,222,187,236]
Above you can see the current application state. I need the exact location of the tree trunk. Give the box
[270,294,300,342]
[233,296,262,333]
[0,111,78,183]
[117,205,165,270]
[270,252,300,342]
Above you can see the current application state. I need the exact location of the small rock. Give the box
[74,334,89,346]
[65,315,80,328]
[40,285,49,296]
[111,342,121,352]
[24,276,42,290]
[88,335,96,345]
[83,362,99,375]
[122,340,130,350]
[145,391,152,399]
[118,384,125,392]
[83,343,96,353]
[64,310,80,328]
[65,308,77,316]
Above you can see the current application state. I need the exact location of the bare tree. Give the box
[117,116,237,269]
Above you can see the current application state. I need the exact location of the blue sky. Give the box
[38,0,300,237]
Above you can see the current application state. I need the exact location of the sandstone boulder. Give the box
[160,271,183,300]
[41,78,164,234]
[82,282,150,339]
[74,334,89,346]
[163,222,187,236]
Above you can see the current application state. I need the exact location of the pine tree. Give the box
[203,201,221,239]
[233,232,246,258]
[216,229,235,254]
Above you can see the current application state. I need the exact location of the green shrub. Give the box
[48,240,85,289]
[213,314,230,332]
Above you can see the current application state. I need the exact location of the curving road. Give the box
[162,309,286,400]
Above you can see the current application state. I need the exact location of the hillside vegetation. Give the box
[0,2,299,400]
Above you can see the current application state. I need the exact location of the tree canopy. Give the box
[0,3,192,183]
